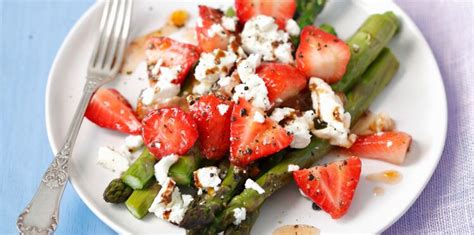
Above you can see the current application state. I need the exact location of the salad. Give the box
[88,0,412,233]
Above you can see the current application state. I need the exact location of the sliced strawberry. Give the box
[142,107,198,159]
[196,5,231,52]
[145,37,200,84]
[85,88,142,135]
[190,94,233,160]
[257,63,308,104]
[346,132,412,165]
[293,156,362,219]
[296,26,351,83]
[235,0,296,29]
[230,98,293,166]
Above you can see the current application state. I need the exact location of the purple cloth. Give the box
[386,0,474,234]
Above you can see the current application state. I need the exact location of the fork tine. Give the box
[103,0,127,70]
[88,0,112,67]
[111,0,133,73]
[95,0,119,69]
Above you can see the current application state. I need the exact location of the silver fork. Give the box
[17,0,132,234]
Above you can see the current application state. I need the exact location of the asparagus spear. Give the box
[295,0,327,28]
[169,151,203,186]
[125,182,161,219]
[180,164,249,229]
[103,178,133,203]
[210,48,400,231]
[319,23,337,36]
[332,12,399,93]
[224,207,260,235]
[122,148,157,190]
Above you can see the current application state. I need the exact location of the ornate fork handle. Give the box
[17,79,100,235]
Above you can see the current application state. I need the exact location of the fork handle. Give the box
[17,80,99,234]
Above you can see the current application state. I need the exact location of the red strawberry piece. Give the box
[145,37,200,84]
[296,26,351,83]
[142,107,198,159]
[293,156,362,219]
[256,63,308,104]
[347,131,412,165]
[235,0,296,29]
[190,94,233,160]
[196,5,232,52]
[85,88,142,135]
[230,98,293,166]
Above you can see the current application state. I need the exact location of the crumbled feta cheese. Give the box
[274,43,293,63]
[233,207,247,225]
[221,16,238,32]
[97,146,130,173]
[270,108,316,149]
[154,154,179,185]
[285,19,301,36]
[253,111,265,123]
[208,23,226,37]
[309,77,356,148]
[148,178,193,224]
[241,15,293,62]
[387,140,393,147]
[124,135,143,152]
[270,107,296,123]
[193,167,222,191]
[232,54,271,110]
[244,179,265,194]
[151,59,163,75]
[288,164,300,172]
[193,49,237,95]
[217,104,229,115]
[217,76,232,87]
[141,65,182,105]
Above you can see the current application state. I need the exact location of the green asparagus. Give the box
[125,182,161,219]
[224,207,260,235]
[210,48,400,232]
[319,23,337,36]
[122,148,157,190]
[295,0,327,28]
[332,12,399,93]
[180,164,249,229]
[103,178,133,203]
[169,152,203,186]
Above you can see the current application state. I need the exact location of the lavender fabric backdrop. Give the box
[1,0,472,234]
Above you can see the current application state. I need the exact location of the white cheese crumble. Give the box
[221,16,238,32]
[285,19,301,36]
[232,207,247,225]
[193,166,222,191]
[241,15,293,62]
[309,77,356,148]
[387,140,393,148]
[253,111,265,123]
[287,164,300,172]
[124,135,143,152]
[244,179,265,194]
[193,49,237,95]
[141,65,182,105]
[217,104,230,115]
[97,146,130,173]
[232,54,271,110]
[208,23,226,37]
[154,154,179,185]
[270,108,316,149]
[148,178,194,224]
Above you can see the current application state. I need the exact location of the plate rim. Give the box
[44,0,448,233]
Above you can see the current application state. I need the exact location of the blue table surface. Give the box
[1,1,473,234]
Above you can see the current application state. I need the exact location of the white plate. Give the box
[45,0,447,234]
